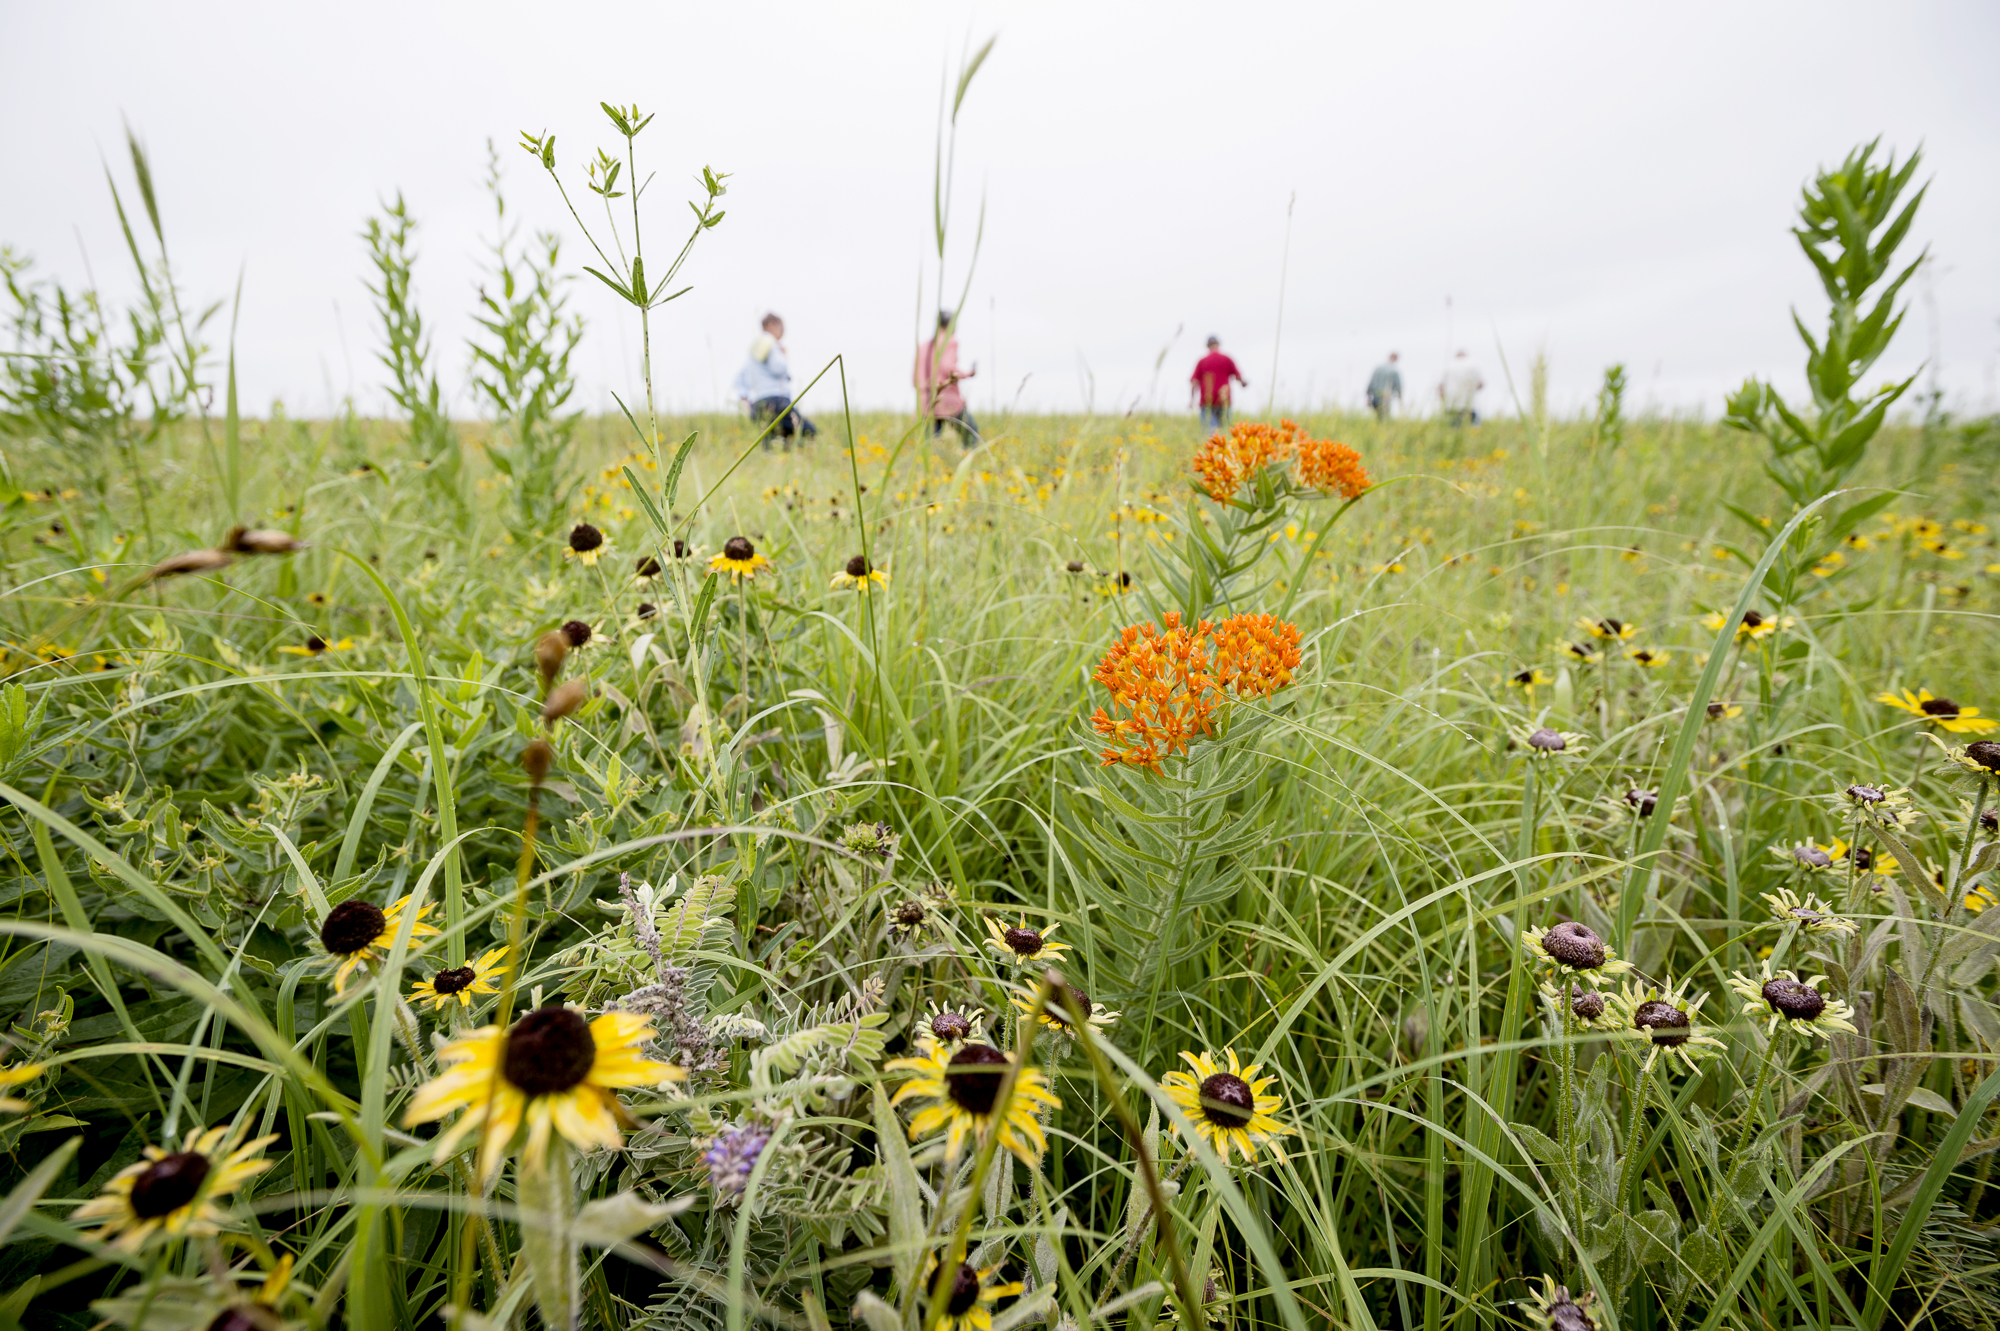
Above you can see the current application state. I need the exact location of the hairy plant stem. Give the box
[1107,1153,1194,1291]
[1616,1047,1662,1213]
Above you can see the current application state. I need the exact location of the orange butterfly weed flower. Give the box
[1294,436,1372,499]
[1091,611,1303,772]
[1191,421,1304,501]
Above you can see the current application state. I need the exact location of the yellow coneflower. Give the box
[923,1259,1026,1331]
[408,947,509,1012]
[710,536,769,581]
[305,591,330,608]
[318,895,439,996]
[1706,701,1743,720]
[1011,980,1118,1039]
[1760,886,1859,935]
[886,1038,1061,1165]
[1944,741,2000,780]
[1505,667,1551,692]
[403,1006,683,1182]
[1877,688,1998,735]
[1559,641,1601,664]
[278,635,353,657]
[0,1060,44,1112]
[920,1001,986,1047]
[982,916,1072,969]
[1609,979,1723,1074]
[566,523,608,566]
[1726,963,1859,1042]
[1625,647,1671,668]
[1702,608,1791,640]
[1579,617,1638,642]
[1520,921,1634,977]
[1159,1048,1293,1165]
[830,554,888,591]
[69,1122,275,1251]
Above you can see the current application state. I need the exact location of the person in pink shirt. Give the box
[1189,335,1247,432]
[915,310,980,447]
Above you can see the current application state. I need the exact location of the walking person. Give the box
[1189,335,1247,433]
[733,312,817,447]
[916,310,980,447]
[1366,351,1403,421]
[1439,349,1484,427]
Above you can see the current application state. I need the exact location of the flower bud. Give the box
[542,677,589,725]
[520,738,554,784]
[534,631,568,688]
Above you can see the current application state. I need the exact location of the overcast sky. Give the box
[3,2,1997,421]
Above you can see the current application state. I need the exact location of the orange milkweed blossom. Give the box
[1189,419,1371,502]
[1294,435,1372,499]
[1091,611,1303,772]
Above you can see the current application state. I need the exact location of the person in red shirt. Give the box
[1189,336,1247,432]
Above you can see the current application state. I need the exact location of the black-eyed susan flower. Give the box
[566,523,607,566]
[0,1059,43,1112]
[1707,701,1743,720]
[885,1038,1061,1165]
[304,591,330,608]
[70,1122,275,1251]
[982,916,1071,969]
[1944,740,2000,779]
[1610,979,1722,1073]
[1827,782,1918,827]
[1620,787,1660,818]
[925,1259,1025,1331]
[1878,688,1998,735]
[1579,617,1638,642]
[1512,724,1588,759]
[1726,963,1858,1041]
[1560,641,1602,664]
[1703,608,1792,640]
[831,554,888,591]
[1960,799,2000,835]
[709,536,769,581]
[1524,1276,1600,1331]
[634,554,663,579]
[408,947,509,1012]
[921,1001,987,1048]
[1847,844,1898,878]
[1012,980,1118,1040]
[403,1005,684,1182]
[1539,980,1619,1031]
[278,635,353,657]
[1625,647,1670,669]
[1520,921,1634,977]
[319,895,438,996]
[1159,1048,1292,1165]
[1506,667,1551,694]
[1760,886,1859,935]
[559,619,593,649]
[1768,840,1844,874]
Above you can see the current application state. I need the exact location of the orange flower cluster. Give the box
[1190,419,1371,502]
[1091,611,1304,772]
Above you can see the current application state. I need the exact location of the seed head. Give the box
[320,899,387,956]
[542,678,589,725]
[1760,976,1827,1022]
[520,738,554,784]
[430,965,477,995]
[946,1263,982,1317]
[1002,926,1045,957]
[930,1010,972,1042]
[723,536,756,562]
[1196,1071,1256,1127]
[845,554,871,578]
[1632,999,1691,1046]
[1792,844,1834,869]
[568,523,604,555]
[1065,560,1085,574]
[1624,788,1658,817]
[1964,741,2000,774]
[560,619,592,648]
[1846,784,1887,804]
[1921,696,1963,718]
[534,631,568,687]
[1527,727,1567,753]
[502,1006,597,1096]
[635,555,662,578]
[1569,986,1606,1022]
[1542,921,1607,970]
[943,1043,1008,1114]
[636,601,658,620]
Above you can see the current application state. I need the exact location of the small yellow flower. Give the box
[830,554,889,591]
[1878,688,1998,735]
[0,1060,44,1113]
[1159,1048,1293,1165]
[1506,668,1552,691]
[408,947,509,1012]
[305,591,330,608]
[1706,701,1743,720]
[69,1122,275,1251]
[982,916,1071,969]
[1579,617,1638,641]
[565,523,608,566]
[1626,647,1671,668]
[318,895,440,996]
[710,535,769,581]
[278,635,354,657]
[923,1259,1025,1331]
[1011,981,1118,1040]
[1559,641,1602,665]
[1702,609,1790,640]
[886,1038,1061,1165]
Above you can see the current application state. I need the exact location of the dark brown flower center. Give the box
[895,900,927,926]
[671,539,690,559]
[1065,560,1085,573]
[1624,789,1658,817]
[320,899,387,955]
[1741,610,1766,628]
[1707,702,1732,718]
[944,1043,1009,1115]
[1920,697,1962,718]
[305,635,328,654]
[930,1011,972,1042]
[502,1006,598,1097]
[1792,845,1833,869]
[1512,669,1536,685]
[1632,999,1691,1047]
[1197,1072,1256,1128]
[1965,741,2000,774]
[560,619,592,648]
[1527,727,1566,752]
[1003,927,1044,956]
[1761,977,1826,1021]
[1982,809,1998,832]
[723,536,756,562]
[1049,987,1092,1026]
[1848,848,1874,872]
[1545,1289,1595,1331]
[1567,642,1594,658]
[1846,784,1887,803]
[431,965,477,996]
[1598,618,1624,635]
[129,1150,211,1219]
[946,1263,982,1316]
[1542,921,1607,970]
[635,555,662,577]
[568,523,604,553]
[1569,986,1606,1022]
[636,602,658,620]
[845,554,871,578]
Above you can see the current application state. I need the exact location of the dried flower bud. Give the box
[149,548,234,580]
[534,631,568,687]
[542,678,589,725]
[1964,741,2000,774]
[224,526,305,554]
[520,738,554,784]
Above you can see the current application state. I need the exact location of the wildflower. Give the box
[1210,612,1303,697]
[1811,550,1846,577]
[1878,688,1998,735]
[1621,788,1660,818]
[1159,1048,1293,1165]
[70,1122,275,1251]
[319,895,438,996]
[1828,782,1918,827]
[1294,435,1372,498]
[1506,668,1552,692]
[635,554,663,578]
[1703,608,1791,640]
[1944,740,2000,778]
[305,592,329,607]
[888,898,932,938]
[1540,980,1618,1031]
[566,523,606,566]
[983,916,1072,968]
[636,601,658,620]
[839,821,899,859]
[925,1260,1025,1331]
[1012,978,1118,1039]
[409,947,509,1012]
[149,548,234,580]
[1848,845,1898,877]
[1191,420,1302,501]
[1512,724,1588,758]
[830,554,888,591]
[1707,701,1742,720]
[534,630,569,687]
[1727,963,1859,1041]
[1521,921,1633,976]
[278,635,353,657]
[1580,617,1638,642]
[1525,1276,1600,1331]
[1844,532,1874,551]
[702,1120,774,1195]
[922,1001,986,1047]
[1960,799,2000,834]
[1064,560,1085,574]
[560,619,593,649]
[1559,641,1601,664]
[1760,887,1858,935]
[1611,979,1723,1072]
[0,1060,44,1112]
[403,1005,684,1181]
[1626,647,1670,668]
[710,535,769,581]
[886,1038,1061,1165]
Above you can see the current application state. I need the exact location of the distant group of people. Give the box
[732,313,1489,447]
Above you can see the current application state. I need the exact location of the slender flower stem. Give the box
[1558,986,1581,1243]
[1709,1040,1781,1235]
[1615,1047,1661,1213]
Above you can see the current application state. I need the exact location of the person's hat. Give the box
[1205,334,1220,346]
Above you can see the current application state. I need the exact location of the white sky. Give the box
[3,1,1997,421]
